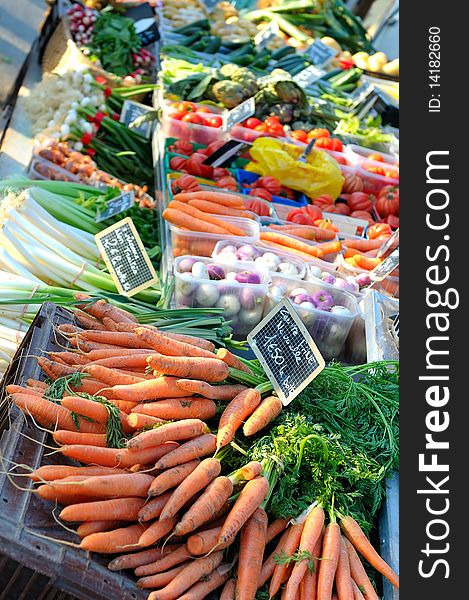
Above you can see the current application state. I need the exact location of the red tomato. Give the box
[206,116,223,128]
[308,128,330,139]
[368,153,385,162]
[330,139,343,152]
[245,117,262,129]
[174,101,196,113]
[366,165,386,176]
[265,116,281,127]
[182,113,204,125]
[290,130,308,143]
[196,106,212,113]
[267,125,284,137]
[168,110,184,121]
[315,137,333,150]
[254,124,268,132]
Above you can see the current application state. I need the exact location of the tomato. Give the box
[249,188,273,202]
[365,165,386,176]
[347,192,372,212]
[267,125,284,137]
[245,117,262,129]
[206,116,223,128]
[342,173,364,194]
[182,113,204,125]
[174,101,196,113]
[196,106,212,113]
[171,174,201,195]
[334,155,347,165]
[350,211,375,225]
[254,124,268,132]
[265,116,281,127]
[255,176,282,196]
[168,110,184,121]
[290,130,308,143]
[314,219,339,232]
[184,152,214,179]
[244,197,271,216]
[304,204,323,221]
[367,223,392,240]
[368,153,385,162]
[169,156,187,171]
[330,138,343,152]
[308,128,330,139]
[314,137,333,150]
[376,186,399,217]
[386,214,400,229]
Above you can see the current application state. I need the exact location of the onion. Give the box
[293,293,315,305]
[192,262,209,279]
[178,257,197,273]
[239,287,262,310]
[331,306,352,317]
[290,287,308,299]
[309,266,322,278]
[225,271,238,282]
[260,252,281,271]
[219,244,237,255]
[179,275,194,296]
[236,244,260,261]
[207,264,225,280]
[312,290,334,311]
[321,272,336,285]
[194,284,219,307]
[355,272,372,287]
[235,271,261,284]
[300,301,317,311]
[218,251,237,263]
[270,284,287,303]
[238,306,263,327]
[278,262,299,276]
[333,278,357,293]
[216,294,241,317]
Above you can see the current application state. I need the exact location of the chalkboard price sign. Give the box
[254,21,279,51]
[247,298,325,405]
[120,100,154,138]
[370,247,399,282]
[306,39,338,67]
[202,140,246,167]
[225,97,256,130]
[134,17,159,46]
[95,217,158,297]
[95,191,135,223]
[293,65,326,88]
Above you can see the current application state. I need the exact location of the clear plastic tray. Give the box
[169,215,260,258]
[28,156,82,183]
[230,126,285,144]
[346,143,399,167]
[336,255,399,298]
[357,160,399,195]
[174,255,271,337]
[213,240,307,280]
[265,275,358,360]
[161,101,228,146]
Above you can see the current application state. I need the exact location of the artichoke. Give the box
[275,81,307,106]
[219,63,240,79]
[212,80,245,108]
[268,103,295,124]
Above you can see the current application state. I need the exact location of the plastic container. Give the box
[346,143,399,167]
[259,228,341,263]
[357,161,399,195]
[174,256,271,337]
[213,240,307,280]
[28,156,82,183]
[265,276,358,360]
[336,254,399,298]
[324,148,353,166]
[169,214,260,258]
[230,126,285,144]
[161,101,228,146]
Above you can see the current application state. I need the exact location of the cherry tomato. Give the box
[168,110,184,121]
[267,124,284,137]
[265,116,281,128]
[308,128,330,139]
[315,137,333,150]
[245,117,262,129]
[291,130,308,143]
[254,124,268,132]
[182,112,204,125]
[196,106,212,113]
[206,116,223,128]
[368,153,385,162]
[330,138,343,152]
[174,101,196,113]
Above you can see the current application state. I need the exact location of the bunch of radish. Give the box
[67,4,96,46]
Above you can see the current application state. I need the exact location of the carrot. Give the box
[340,515,399,589]
[299,531,323,600]
[169,201,251,236]
[77,520,124,538]
[60,396,133,434]
[134,544,192,577]
[87,354,154,369]
[40,472,154,499]
[240,461,263,481]
[29,465,129,482]
[11,393,105,434]
[75,297,138,324]
[68,378,117,399]
[343,538,379,600]
[188,199,252,219]
[6,385,43,396]
[258,528,291,589]
[154,434,217,471]
[60,497,145,523]
[177,564,232,600]
[131,397,216,422]
[220,578,236,600]
[109,399,137,414]
[147,459,200,496]
[137,563,189,589]
[126,419,207,451]
[335,535,354,600]
[48,351,90,366]
[314,240,343,258]
[137,490,174,522]
[216,348,253,375]
[86,348,155,360]
[147,353,228,382]
[243,396,283,437]
[78,330,153,349]
[52,430,108,447]
[342,238,384,252]
[163,207,231,235]
[26,378,48,390]
[283,506,326,600]
[269,523,305,597]
[217,388,261,450]
[218,476,269,546]
[351,580,365,600]
[174,476,234,537]
[316,522,341,600]
[134,327,215,359]
[69,339,124,353]
[126,413,164,430]
[187,526,224,555]
[37,357,78,380]
[74,309,107,331]
[266,517,291,543]
[147,551,224,600]
[57,324,82,334]
[343,246,365,259]
[159,457,221,521]
[260,232,323,258]
[176,380,247,401]
[138,516,179,548]
[58,442,178,468]
[112,376,190,403]
[108,544,180,572]
[237,508,268,600]
[269,224,336,242]
[258,238,317,261]
[111,323,216,352]
[80,523,146,553]
[173,191,245,208]
[352,255,382,271]
[82,364,144,386]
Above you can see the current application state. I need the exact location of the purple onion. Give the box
[321,272,336,285]
[355,272,372,287]
[207,264,225,280]
[235,271,261,284]
[312,290,334,311]
[334,278,358,293]
[178,257,197,273]
[293,293,315,305]
[236,244,261,261]
[290,287,308,299]
[239,287,261,310]
[220,244,237,255]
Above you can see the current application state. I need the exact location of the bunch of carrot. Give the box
[171,191,257,220]
[267,223,337,243]
[259,231,342,261]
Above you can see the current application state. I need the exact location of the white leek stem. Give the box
[0,247,43,283]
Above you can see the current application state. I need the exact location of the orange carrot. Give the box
[174,476,234,537]
[74,309,107,331]
[68,378,117,399]
[6,385,42,396]
[258,238,317,261]
[258,529,289,588]
[218,476,269,546]
[188,199,252,219]
[340,516,399,589]
[60,497,145,522]
[240,461,263,481]
[87,354,154,369]
[126,413,164,430]
[52,430,107,447]
[74,296,138,323]
[163,207,231,235]
[110,323,215,352]
[60,396,133,434]
[138,516,179,548]
[260,232,323,258]
[173,191,245,208]
[177,564,232,600]
[108,545,180,572]
[148,460,200,497]
[159,458,221,521]
[78,330,153,349]
[131,397,216,421]
[112,377,190,402]
[137,490,174,522]
[77,520,124,538]
[299,531,323,600]
[352,255,382,271]
[237,508,268,600]
[188,526,226,555]
[40,473,154,499]
[80,523,146,553]
[220,578,236,600]
[216,348,253,374]
[270,523,305,597]
[147,551,224,600]
[267,518,291,543]
[147,353,228,382]
[314,240,343,258]
[82,364,144,386]
[126,419,207,451]
[175,380,247,401]
[134,544,192,577]
[29,465,129,482]
[351,580,365,600]
[108,399,136,414]
[153,434,217,471]
[317,522,341,600]
[243,396,283,437]
[134,327,215,359]
[217,388,261,450]
[342,238,384,251]
[137,563,189,589]
[58,442,178,468]
[25,379,48,390]
[48,351,90,366]
[37,357,78,380]
[343,538,379,600]
[335,535,354,600]
[269,224,336,242]
[283,506,326,600]
[169,200,251,237]
[86,348,155,360]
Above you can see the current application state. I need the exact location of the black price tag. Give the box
[254,21,278,51]
[95,217,158,297]
[370,247,400,282]
[225,97,255,131]
[96,191,135,223]
[120,100,154,139]
[134,17,159,45]
[202,140,246,168]
[293,65,326,88]
[306,39,338,67]
[247,298,325,405]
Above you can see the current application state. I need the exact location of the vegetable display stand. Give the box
[0,303,147,600]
